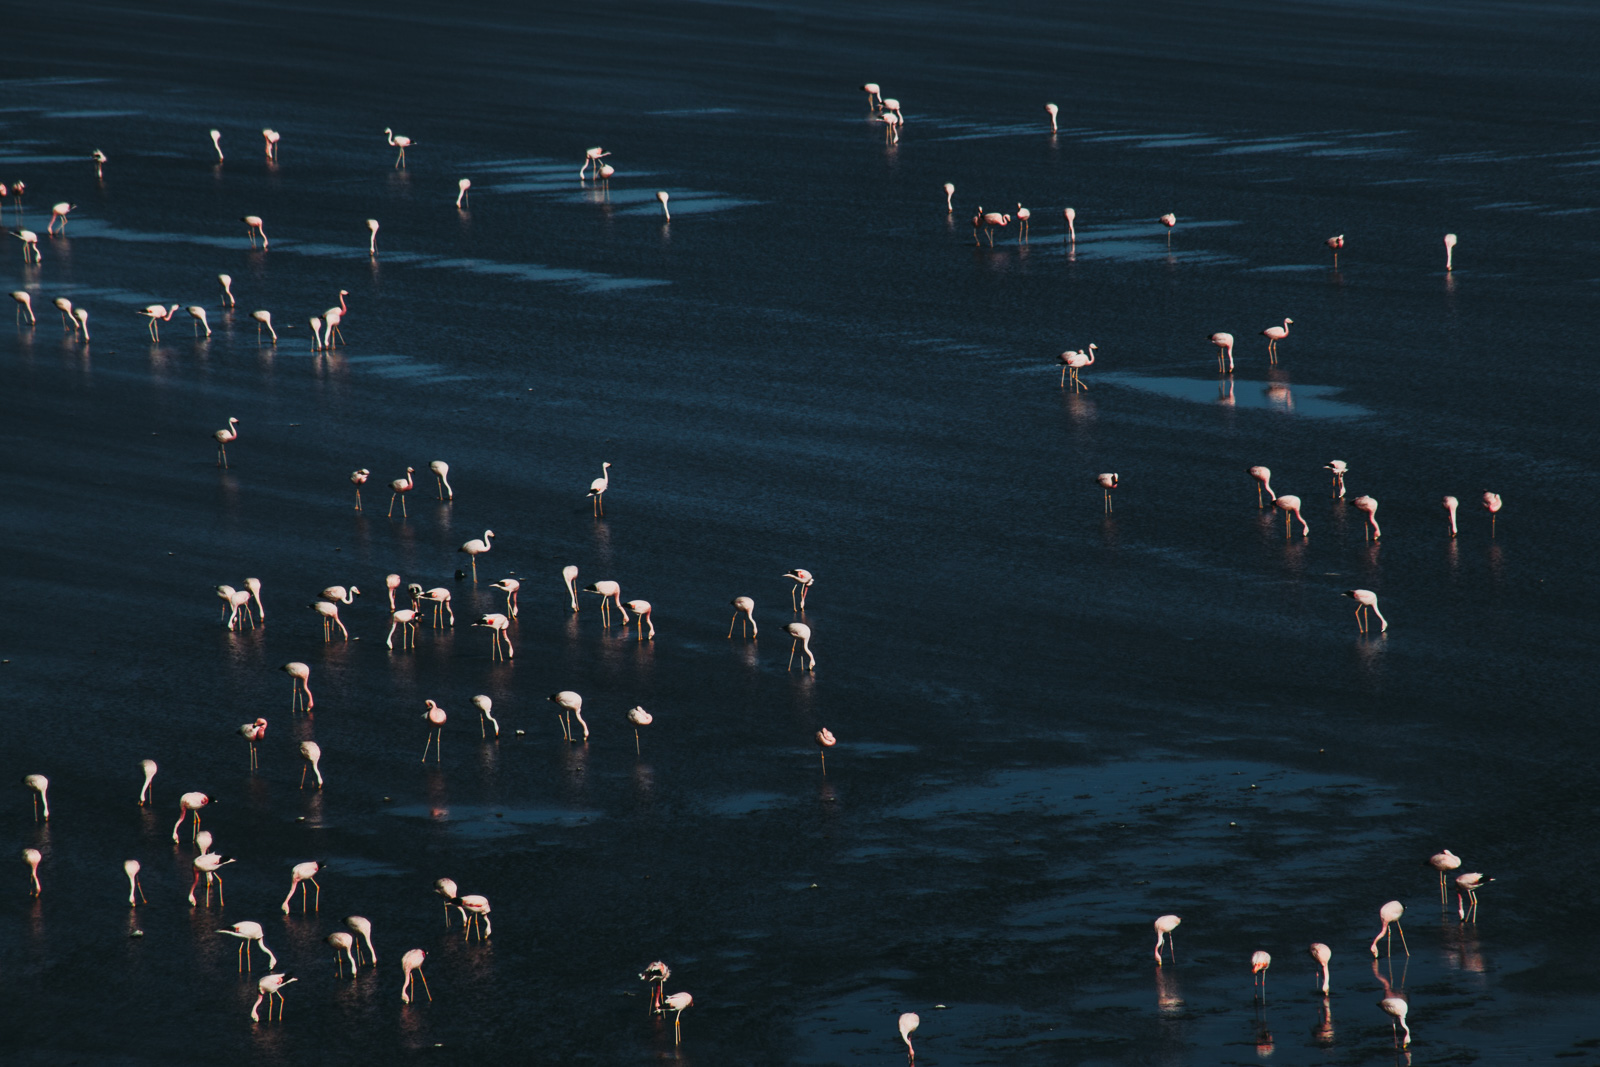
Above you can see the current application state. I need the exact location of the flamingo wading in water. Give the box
[385,128,414,168]
[1261,318,1292,363]
[1369,900,1409,957]
[1153,914,1181,964]
[1274,495,1308,538]
[786,622,815,671]
[388,468,415,517]
[459,530,494,582]
[1342,589,1387,633]
[1249,466,1275,508]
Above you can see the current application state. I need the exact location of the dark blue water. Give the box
[5,1,1600,1062]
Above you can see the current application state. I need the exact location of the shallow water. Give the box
[3,0,1600,1063]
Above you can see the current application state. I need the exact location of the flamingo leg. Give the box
[418,970,431,1000]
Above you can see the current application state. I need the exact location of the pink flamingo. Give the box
[473,613,513,659]
[1251,951,1271,999]
[346,915,376,964]
[15,229,40,263]
[1153,914,1181,964]
[367,218,379,256]
[140,304,178,340]
[238,718,267,770]
[125,859,147,905]
[312,601,349,642]
[23,849,42,896]
[977,209,1010,246]
[1326,234,1343,267]
[1064,206,1076,244]
[456,179,471,208]
[728,596,757,638]
[242,216,268,248]
[459,530,495,582]
[787,622,815,671]
[784,569,814,610]
[1351,495,1380,539]
[1324,460,1348,498]
[882,111,901,144]
[210,129,224,161]
[1368,900,1408,957]
[1429,849,1461,903]
[422,701,447,761]
[388,607,419,650]
[250,310,276,343]
[549,691,588,742]
[628,706,652,755]
[588,461,611,515]
[473,695,499,738]
[261,129,280,160]
[665,992,693,1044]
[251,974,296,1022]
[327,931,358,976]
[218,921,277,971]
[1249,466,1275,507]
[1456,872,1492,922]
[1443,495,1460,537]
[188,306,211,337]
[584,580,629,625]
[281,860,323,913]
[1058,344,1096,391]
[1482,491,1502,535]
[388,467,415,517]
[1210,332,1235,373]
[815,727,835,772]
[1016,203,1031,241]
[1160,212,1176,247]
[943,182,954,213]
[172,792,209,842]
[456,894,491,940]
[212,416,239,468]
[1309,942,1332,995]
[299,742,323,789]
[47,202,75,234]
[491,578,520,618]
[657,191,670,219]
[1342,589,1387,633]
[10,291,34,325]
[1444,233,1457,271]
[385,573,402,610]
[349,470,369,510]
[24,774,49,821]
[640,961,670,1014]
[189,852,234,906]
[139,759,158,805]
[900,1012,920,1061]
[1273,495,1308,538]
[429,460,453,500]
[282,662,313,712]
[624,600,654,640]
[218,274,234,307]
[385,128,413,168]
[1379,995,1410,1047]
[1260,318,1292,363]
[580,147,610,178]
[861,83,882,109]
[1045,102,1059,131]
[1097,472,1118,513]
[401,948,431,1003]
[562,565,580,611]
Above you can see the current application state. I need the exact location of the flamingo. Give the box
[219,921,277,971]
[321,584,360,605]
[1057,344,1095,391]
[978,209,1010,247]
[139,304,179,340]
[459,530,495,581]
[327,931,358,976]
[1325,460,1348,498]
[562,565,580,611]
[580,147,610,178]
[422,700,447,761]
[1456,872,1492,922]
[251,974,296,1022]
[1443,495,1460,537]
[299,742,323,789]
[1209,331,1235,373]
[24,774,49,821]
[1342,589,1387,633]
[943,182,954,213]
[346,915,376,965]
[16,230,39,263]
[882,98,904,125]
[309,599,347,641]
[388,607,420,650]
[53,297,73,330]
[784,569,814,611]
[189,852,234,906]
[1160,212,1176,247]
[420,587,454,627]
[1429,849,1461,904]
[815,727,835,772]
[1444,232,1457,271]
[1482,491,1502,535]
[430,460,453,500]
[584,580,629,625]
[243,577,265,623]
[23,849,42,896]
[624,600,653,640]
[47,202,74,234]
[72,307,89,340]
[861,83,883,109]
[1352,496,1380,539]
[238,718,267,770]
[172,791,209,842]
[657,190,670,219]
[125,860,147,905]
[457,894,491,940]
[1369,900,1409,957]
[728,596,758,638]
[1309,942,1332,995]
[242,216,268,248]
[281,860,323,913]
[196,831,214,856]
[386,573,402,610]
[900,1012,920,1061]
[210,129,224,161]
[1153,914,1181,964]
[1045,101,1059,131]
[491,578,520,618]
[388,467,415,517]
[1379,995,1410,1047]
[1064,206,1076,244]
[262,128,280,160]
[385,128,413,167]
[548,691,588,743]
[473,695,499,738]
[640,961,671,1014]
[350,470,369,510]
[588,461,611,515]
[1097,472,1118,513]
[187,306,211,337]
[1248,466,1275,507]
[10,291,34,325]
[322,296,347,346]
[366,218,379,256]
[222,586,254,630]
[308,316,323,351]
[138,759,157,806]
[456,178,471,208]
[250,310,276,343]
[786,622,815,671]
[628,706,652,755]
[400,949,431,1003]
[1016,203,1031,241]
[434,878,461,926]
[218,274,234,307]
[665,992,692,1045]
[1260,318,1292,363]
[1273,495,1308,538]
[882,111,901,144]
[474,613,513,660]
[1326,234,1343,267]
[1252,951,1271,999]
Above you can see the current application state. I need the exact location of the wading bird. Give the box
[1379,995,1410,1048]
[188,306,210,337]
[474,613,513,659]
[385,128,413,168]
[388,468,415,517]
[456,179,471,208]
[456,894,491,940]
[346,915,376,965]
[1160,213,1176,247]
[588,461,611,515]
[815,727,835,772]
[218,921,277,971]
[580,147,610,178]
[242,216,268,248]
[172,792,209,842]
[665,992,693,1045]
[420,587,453,627]
[640,961,670,1014]
[1428,849,1461,904]
[1482,491,1502,535]
[139,759,158,805]
[1342,589,1387,633]
[491,578,520,618]
[238,718,267,770]
[299,742,322,789]
[1444,232,1457,271]
[25,774,49,821]
[262,128,280,160]
[210,129,224,161]
[218,274,234,307]
[657,191,670,219]
[327,931,358,976]
[23,849,42,895]
[367,218,379,256]
[189,852,234,906]
[1261,318,1292,363]
[1097,472,1118,513]
[16,230,39,262]
[624,600,653,640]
[430,460,453,500]
[1443,495,1459,537]
[784,569,814,611]
[140,304,178,340]
[1309,942,1332,995]
[459,530,494,581]
[584,580,628,626]
[1326,234,1343,267]
[1352,495,1380,539]
[1252,951,1271,999]
[1456,872,1492,922]
[900,1012,920,1061]
[1064,206,1076,243]
[282,661,314,712]
[862,83,882,109]
[250,310,276,343]
[473,695,499,738]
[422,701,447,761]
[1274,495,1308,538]
[1249,466,1275,507]
[125,860,147,905]
[549,691,588,743]
[1325,460,1348,498]
[1369,900,1408,957]
[350,469,369,510]
[10,291,34,325]
[1210,331,1234,373]
[48,202,75,233]
[281,861,323,913]
[562,566,580,611]
[1045,101,1059,131]
[1057,344,1095,391]
[251,974,296,1022]
[729,596,757,638]
[943,182,954,212]
[401,949,430,1003]
[387,607,419,650]
[786,622,815,671]
[1153,914,1181,964]
[313,601,349,642]
[628,706,652,754]
[1015,203,1031,241]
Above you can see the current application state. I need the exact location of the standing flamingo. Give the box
[189,853,234,906]
[308,316,323,351]
[473,614,513,660]
[418,587,453,627]
[1324,460,1348,498]
[1428,849,1461,904]
[280,661,314,714]
[388,468,415,517]
[1444,233,1457,271]
[657,191,670,219]
[640,961,671,1014]
[665,992,693,1045]
[366,218,379,256]
[1097,472,1118,513]
[1482,491,1502,535]
[588,461,611,515]
[784,569,814,610]
[242,216,268,248]
[47,202,74,234]
[562,565,580,611]
[73,307,89,340]
[786,622,815,671]
[1260,318,1292,363]
[473,695,500,738]
[172,792,209,842]
[1326,234,1343,267]
[434,878,461,927]
[459,530,495,581]
[580,147,610,178]
[1064,206,1076,244]
[1045,101,1059,131]
[1351,494,1381,538]
[628,706,652,755]
[346,915,376,965]
[1455,872,1492,922]
[1443,495,1460,537]
[457,895,492,940]
[92,149,107,178]
[1379,996,1410,1047]
[861,83,883,109]
[977,209,1010,246]
[327,931,358,976]
[1160,213,1176,246]
[139,304,179,340]
[250,310,276,343]
[943,182,954,213]
[430,460,453,500]
[125,860,147,905]
[422,700,447,761]
[299,742,323,789]
[1249,466,1275,508]
[1342,589,1388,633]
[1058,344,1095,391]
[624,600,654,640]
[218,274,235,307]
[729,596,758,637]
[209,129,224,161]
[1273,495,1308,538]
[899,1012,920,1061]
[24,774,49,821]
[387,606,419,650]
[1016,203,1031,241]
[238,718,267,770]
[401,949,431,1003]
[350,469,370,510]
[1252,951,1271,999]
[187,306,211,337]
[1368,900,1409,957]
[251,974,296,1022]
[385,128,414,168]
[23,849,42,896]
[218,921,277,971]
[584,580,629,625]
[281,861,324,913]
[139,759,157,806]
[1309,942,1332,994]
[53,297,73,330]
[385,573,402,610]
[11,291,34,325]
[262,129,280,160]
[881,111,901,144]
[815,727,835,772]
[312,601,349,642]
[549,691,588,743]
[15,230,40,263]
[1209,331,1235,373]
[1153,914,1181,964]
[456,179,471,208]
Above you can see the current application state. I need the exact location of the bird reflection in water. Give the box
[1265,378,1294,412]
[425,768,448,821]
[1216,378,1235,407]
[1442,919,1486,975]
[1253,1015,1274,1057]
[1155,966,1183,1015]
[633,762,655,801]
[1311,999,1335,1046]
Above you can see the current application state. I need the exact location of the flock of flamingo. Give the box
[6,81,1498,1059]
